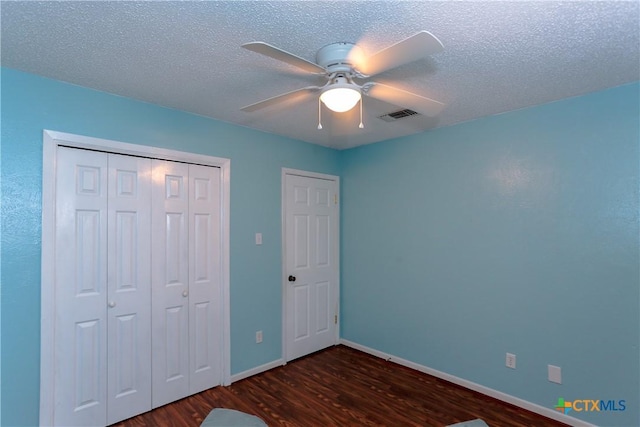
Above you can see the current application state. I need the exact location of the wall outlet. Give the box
[548,365,562,384]
[255,330,263,343]
[506,353,516,369]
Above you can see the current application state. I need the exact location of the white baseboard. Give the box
[340,339,594,427]
[230,358,285,383]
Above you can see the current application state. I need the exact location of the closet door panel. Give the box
[106,154,152,425]
[188,165,222,394]
[151,160,190,408]
[54,147,108,426]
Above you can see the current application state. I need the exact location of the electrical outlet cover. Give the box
[548,365,562,384]
[506,353,516,369]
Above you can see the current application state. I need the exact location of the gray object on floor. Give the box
[447,419,489,427]
[201,408,268,427]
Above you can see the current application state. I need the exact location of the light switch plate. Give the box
[255,233,262,245]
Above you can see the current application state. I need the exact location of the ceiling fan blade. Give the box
[241,86,320,112]
[359,31,444,76]
[363,82,445,117]
[242,42,326,74]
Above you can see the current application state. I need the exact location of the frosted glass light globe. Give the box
[320,86,361,113]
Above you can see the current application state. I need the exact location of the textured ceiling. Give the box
[2,1,639,149]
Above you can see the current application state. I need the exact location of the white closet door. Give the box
[151,160,190,408]
[106,154,152,424]
[188,164,221,394]
[50,143,225,424]
[54,147,108,426]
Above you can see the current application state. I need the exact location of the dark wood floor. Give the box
[114,345,568,427]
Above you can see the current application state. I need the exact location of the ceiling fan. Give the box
[241,31,446,125]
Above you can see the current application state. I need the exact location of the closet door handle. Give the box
[182,290,189,297]
[288,275,296,282]
[108,301,116,308]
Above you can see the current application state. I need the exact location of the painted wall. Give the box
[0,68,340,426]
[2,67,638,426]
[340,82,639,426]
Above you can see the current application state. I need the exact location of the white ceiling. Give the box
[2,1,639,150]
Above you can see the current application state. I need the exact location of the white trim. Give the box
[220,159,231,386]
[281,168,340,362]
[230,358,285,384]
[42,130,226,166]
[281,170,287,363]
[40,131,57,427]
[40,130,232,425]
[339,339,595,427]
[282,167,339,182]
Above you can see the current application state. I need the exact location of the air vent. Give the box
[378,109,420,122]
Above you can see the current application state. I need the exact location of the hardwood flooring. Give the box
[114,345,568,427]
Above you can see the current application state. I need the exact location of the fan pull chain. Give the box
[317,98,323,130]
[359,97,364,129]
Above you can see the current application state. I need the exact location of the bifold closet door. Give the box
[54,148,152,426]
[53,148,222,423]
[151,161,222,408]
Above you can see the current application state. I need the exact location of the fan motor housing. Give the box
[316,42,363,73]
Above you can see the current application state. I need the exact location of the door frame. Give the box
[40,130,231,425]
[281,168,340,362]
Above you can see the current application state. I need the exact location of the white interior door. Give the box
[284,171,339,361]
[54,147,108,426]
[106,154,152,425]
[151,160,191,408]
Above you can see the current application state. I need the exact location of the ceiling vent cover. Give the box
[378,109,420,122]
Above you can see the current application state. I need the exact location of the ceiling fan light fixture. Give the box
[320,84,361,113]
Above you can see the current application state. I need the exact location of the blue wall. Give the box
[0,68,340,426]
[2,67,638,426]
[340,82,639,426]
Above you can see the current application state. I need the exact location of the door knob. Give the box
[288,275,296,282]
[182,290,189,297]
[108,301,116,308]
